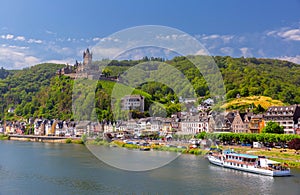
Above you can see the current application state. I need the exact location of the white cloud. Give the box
[0,46,41,69]
[91,46,123,59]
[98,37,120,42]
[267,28,300,41]
[198,34,234,43]
[240,47,252,57]
[201,34,220,40]
[266,30,276,36]
[277,55,300,64]
[220,47,234,56]
[93,37,102,42]
[8,45,28,50]
[28,39,43,44]
[43,58,74,65]
[195,49,209,55]
[278,29,300,41]
[45,30,56,35]
[155,34,188,41]
[1,34,14,40]
[14,36,26,41]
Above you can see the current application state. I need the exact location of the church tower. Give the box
[83,48,92,66]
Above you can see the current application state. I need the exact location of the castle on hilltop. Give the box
[57,48,118,81]
[76,48,92,71]
[57,48,93,76]
[74,48,92,72]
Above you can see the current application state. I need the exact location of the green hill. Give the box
[1,56,300,121]
[0,63,65,120]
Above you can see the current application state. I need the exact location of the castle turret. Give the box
[83,48,92,66]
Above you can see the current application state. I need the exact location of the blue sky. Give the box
[0,0,300,69]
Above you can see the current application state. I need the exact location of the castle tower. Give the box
[83,48,92,66]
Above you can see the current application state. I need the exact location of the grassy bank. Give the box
[65,138,84,144]
[87,140,207,155]
[86,140,300,168]
[0,134,9,140]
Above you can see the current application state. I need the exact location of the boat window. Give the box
[241,164,243,167]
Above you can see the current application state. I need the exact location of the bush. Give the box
[65,138,72,144]
[0,134,8,140]
[73,139,84,144]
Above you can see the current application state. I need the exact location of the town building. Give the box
[180,114,201,134]
[208,112,234,133]
[121,95,145,112]
[264,105,300,134]
[249,114,265,134]
[231,111,252,133]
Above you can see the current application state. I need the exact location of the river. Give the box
[0,141,299,195]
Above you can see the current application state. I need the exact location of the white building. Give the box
[180,115,200,134]
[121,95,145,112]
[264,105,300,134]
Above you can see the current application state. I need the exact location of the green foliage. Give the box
[2,56,300,121]
[0,63,65,119]
[73,139,84,144]
[65,138,72,143]
[81,134,87,143]
[214,132,300,144]
[0,134,9,140]
[196,131,207,139]
[262,121,284,134]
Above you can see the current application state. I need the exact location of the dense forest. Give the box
[0,56,300,122]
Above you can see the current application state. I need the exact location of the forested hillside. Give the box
[0,63,65,120]
[0,56,300,121]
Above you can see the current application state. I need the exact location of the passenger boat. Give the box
[207,149,291,177]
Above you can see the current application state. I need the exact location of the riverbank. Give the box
[3,135,300,168]
[87,139,300,168]
[0,134,85,144]
[0,134,9,140]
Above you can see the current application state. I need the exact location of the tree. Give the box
[102,68,112,77]
[262,121,284,134]
[288,138,300,151]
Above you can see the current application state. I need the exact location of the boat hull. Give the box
[223,163,291,177]
[207,155,224,167]
[207,154,291,177]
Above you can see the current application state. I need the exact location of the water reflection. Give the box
[86,144,180,171]
[208,164,274,194]
[0,141,299,194]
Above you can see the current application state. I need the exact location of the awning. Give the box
[266,159,281,164]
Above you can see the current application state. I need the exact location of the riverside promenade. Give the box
[8,134,70,143]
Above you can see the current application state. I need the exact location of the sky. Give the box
[0,0,300,69]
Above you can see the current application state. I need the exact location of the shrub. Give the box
[73,139,84,144]
[65,138,72,144]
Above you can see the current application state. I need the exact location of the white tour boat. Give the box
[207,149,291,177]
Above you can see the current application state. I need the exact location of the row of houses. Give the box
[102,105,300,136]
[1,105,300,136]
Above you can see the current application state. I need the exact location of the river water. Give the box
[0,141,299,195]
